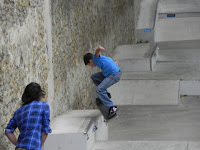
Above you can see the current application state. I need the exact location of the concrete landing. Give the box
[108,96,200,141]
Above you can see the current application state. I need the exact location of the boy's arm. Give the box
[5,133,17,146]
[95,46,105,57]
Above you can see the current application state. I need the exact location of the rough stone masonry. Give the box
[0,0,136,149]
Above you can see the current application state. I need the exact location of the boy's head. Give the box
[22,82,45,105]
[83,53,95,67]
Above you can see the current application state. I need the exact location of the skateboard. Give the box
[96,98,117,121]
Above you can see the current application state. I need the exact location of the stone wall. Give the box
[0,0,135,149]
[51,0,135,117]
[0,0,50,149]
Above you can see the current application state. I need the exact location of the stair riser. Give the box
[119,59,151,72]
[109,80,179,105]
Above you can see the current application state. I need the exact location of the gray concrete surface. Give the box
[158,0,200,13]
[136,0,158,29]
[94,141,200,150]
[119,65,200,96]
[136,29,154,43]
[180,81,200,95]
[158,40,200,49]
[155,0,200,42]
[114,44,151,60]
[93,97,200,150]
[120,63,200,80]
[109,79,179,105]
[157,40,200,63]
[108,96,200,141]
[44,110,108,150]
[113,44,152,71]
[158,49,200,62]
[94,141,187,150]
[155,17,200,42]
[136,0,158,43]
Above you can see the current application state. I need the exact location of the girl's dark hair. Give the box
[22,82,45,105]
[83,53,93,65]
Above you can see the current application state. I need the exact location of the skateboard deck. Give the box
[96,98,117,121]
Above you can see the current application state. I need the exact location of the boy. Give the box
[5,82,52,150]
[83,46,121,116]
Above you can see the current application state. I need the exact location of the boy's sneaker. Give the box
[109,106,119,115]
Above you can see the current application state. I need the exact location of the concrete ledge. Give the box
[44,110,108,150]
[109,80,179,105]
[94,141,200,150]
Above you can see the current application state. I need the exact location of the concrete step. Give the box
[155,17,200,42]
[44,110,108,150]
[108,62,200,105]
[93,141,200,150]
[113,44,158,72]
[109,79,179,105]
